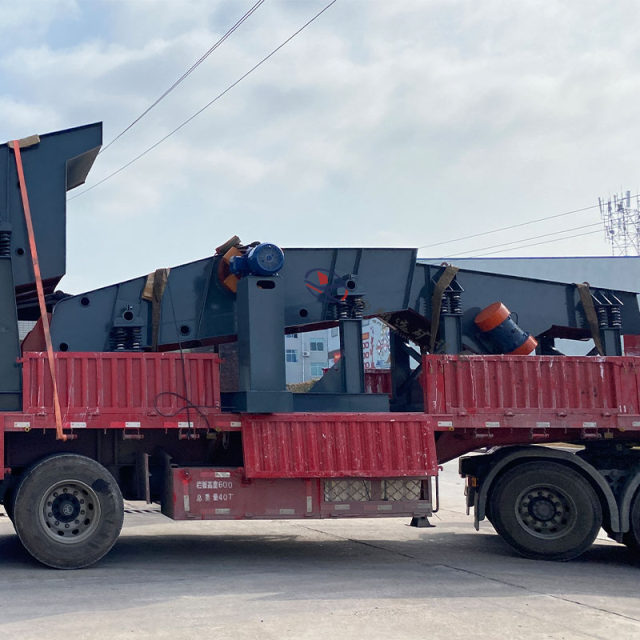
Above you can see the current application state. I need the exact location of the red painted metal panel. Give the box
[165,467,432,520]
[21,352,221,420]
[364,370,392,395]
[624,335,640,356]
[242,413,438,479]
[423,354,640,432]
[165,468,312,520]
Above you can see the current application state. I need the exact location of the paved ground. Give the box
[0,461,639,640]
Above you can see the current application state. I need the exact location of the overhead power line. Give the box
[480,228,603,256]
[100,0,267,154]
[69,0,338,201]
[447,221,604,257]
[427,229,603,260]
[428,209,640,258]
[417,202,602,250]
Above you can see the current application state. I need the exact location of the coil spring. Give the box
[0,231,11,257]
[608,306,622,328]
[110,327,128,350]
[350,296,365,319]
[596,306,609,328]
[440,291,462,316]
[329,297,366,319]
[328,301,348,319]
[130,327,142,351]
[110,326,143,351]
[450,292,462,314]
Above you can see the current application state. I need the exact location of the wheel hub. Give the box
[515,485,577,540]
[38,480,101,545]
[53,494,80,522]
[529,496,556,521]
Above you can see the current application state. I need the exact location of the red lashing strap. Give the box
[12,142,67,441]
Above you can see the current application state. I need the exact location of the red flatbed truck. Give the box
[1,123,640,568]
[2,350,640,568]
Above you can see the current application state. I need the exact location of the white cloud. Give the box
[0,0,79,35]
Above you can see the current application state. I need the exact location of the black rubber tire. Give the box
[2,489,15,523]
[622,489,640,554]
[3,470,28,525]
[2,474,23,528]
[489,461,602,561]
[13,454,123,569]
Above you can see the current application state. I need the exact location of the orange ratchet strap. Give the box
[11,140,67,441]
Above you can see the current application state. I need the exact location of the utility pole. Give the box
[599,191,640,255]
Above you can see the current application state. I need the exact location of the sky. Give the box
[1,0,639,294]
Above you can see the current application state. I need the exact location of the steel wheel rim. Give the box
[38,479,101,544]
[514,484,577,540]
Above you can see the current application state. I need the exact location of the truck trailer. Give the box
[1,122,640,568]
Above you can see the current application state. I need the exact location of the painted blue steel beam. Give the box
[48,247,640,353]
[0,122,102,317]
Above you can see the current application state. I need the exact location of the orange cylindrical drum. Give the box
[474,302,538,355]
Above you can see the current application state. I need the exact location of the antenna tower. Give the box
[599,190,640,255]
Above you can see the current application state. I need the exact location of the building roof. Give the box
[419,256,640,294]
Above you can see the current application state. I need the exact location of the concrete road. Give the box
[1,461,639,640]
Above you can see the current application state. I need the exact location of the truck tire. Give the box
[489,461,602,561]
[623,489,640,554]
[3,473,25,526]
[13,454,124,569]
[2,489,15,524]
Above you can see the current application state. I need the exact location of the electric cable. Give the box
[427,210,640,258]
[436,228,603,259]
[480,228,604,256]
[69,0,338,201]
[447,221,604,257]
[418,194,640,251]
[101,0,267,154]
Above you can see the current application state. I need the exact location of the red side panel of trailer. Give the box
[424,354,640,424]
[20,351,221,420]
[164,467,432,521]
[5,352,640,482]
[423,354,640,463]
[242,413,438,478]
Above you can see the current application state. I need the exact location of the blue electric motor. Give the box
[229,243,285,277]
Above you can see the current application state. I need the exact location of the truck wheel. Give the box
[622,489,640,554]
[3,473,25,525]
[13,454,124,569]
[489,461,602,561]
[3,489,15,523]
